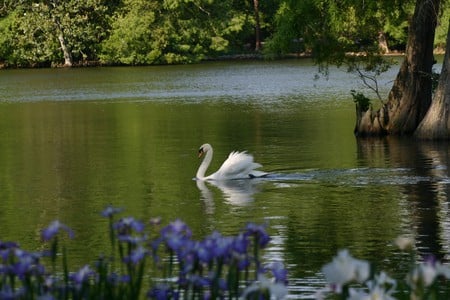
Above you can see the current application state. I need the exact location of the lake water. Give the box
[1,59,449,298]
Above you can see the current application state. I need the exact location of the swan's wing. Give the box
[213,151,263,179]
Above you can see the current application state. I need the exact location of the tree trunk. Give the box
[253,0,261,51]
[415,20,450,139]
[378,31,389,54]
[58,32,72,67]
[354,0,439,137]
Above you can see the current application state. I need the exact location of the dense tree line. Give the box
[0,0,449,68]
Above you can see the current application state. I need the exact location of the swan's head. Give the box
[198,143,212,158]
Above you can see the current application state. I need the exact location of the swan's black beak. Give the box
[198,148,204,158]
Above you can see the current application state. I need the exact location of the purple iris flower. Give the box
[269,262,288,284]
[0,285,24,299]
[113,217,145,235]
[195,241,213,263]
[70,265,94,285]
[159,219,193,253]
[0,242,18,263]
[218,278,228,291]
[233,233,249,254]
[197,231,233,261]
[101,205,124,218]
[161,219,192,237]
[244,223,270,247]
[0,265,8,276]
[213,236,234,258]
[123,246,148,265]
[0,241,18,250]
[238,257,251,270]
[14,249,43,261]
[147,284,179,300]
[41,220,74,241]
[179,251,197,274]
[11,252,45,279]
[0,250,12,264]
[165,233,190,252]
[187,274,211,288]
[118,234,147,245]
[195,231,250,265]
[108,272,130,285]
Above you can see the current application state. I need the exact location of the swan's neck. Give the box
[196,148,213,180]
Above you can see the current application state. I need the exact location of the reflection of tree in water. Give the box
[356,138,450,261]
[413,142,450,261]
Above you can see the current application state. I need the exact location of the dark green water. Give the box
[0,60,449,298]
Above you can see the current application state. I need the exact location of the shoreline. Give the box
[1,50,445,70]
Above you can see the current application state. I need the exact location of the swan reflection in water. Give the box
[196,178,264,212]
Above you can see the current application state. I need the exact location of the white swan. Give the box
[196,143,268,180]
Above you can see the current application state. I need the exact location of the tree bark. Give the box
[415,20,450,139]
[253,0,261,51]
[58,31,73,67]
[354,0,439,137]
[378,31,389,54]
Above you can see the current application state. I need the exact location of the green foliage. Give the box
[351,89,371,112]
[101,0,251,65]
[264,1,413,67]
[0,0,109,67]
[0,0,285,66]
[0,0,447,67]
[435,4,450,49]
[0,12,15,65]
[100,0,159,65]
[263,1,309,57]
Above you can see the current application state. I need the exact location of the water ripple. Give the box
[266,167,445,187]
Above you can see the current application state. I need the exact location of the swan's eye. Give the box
[198,148,204,158]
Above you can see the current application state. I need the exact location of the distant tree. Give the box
[223,0,279,54]
[263,0,320,57]
[265,0,412,60]
[100,0,160,65]
[253,0,261,51]
[1,0,109,67]
[0,10,15,64]
[101,0,248,65]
